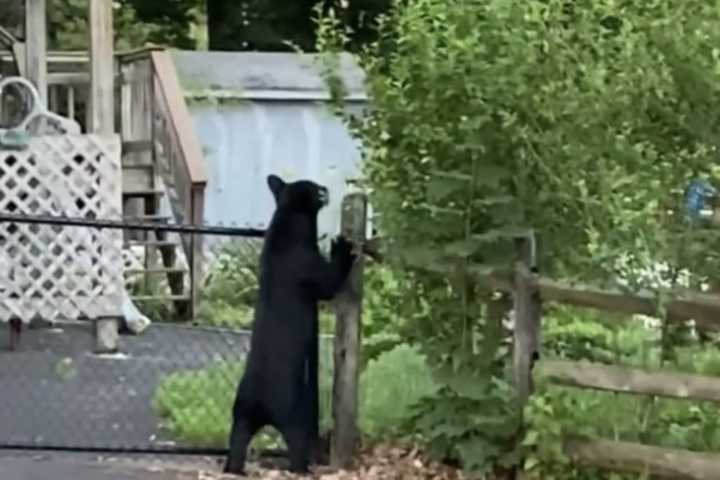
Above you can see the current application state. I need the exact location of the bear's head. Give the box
[267,174,329,214]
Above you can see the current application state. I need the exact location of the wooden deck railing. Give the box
[117,48,208,318]
[1,48,93,129]
[149,50,207,317]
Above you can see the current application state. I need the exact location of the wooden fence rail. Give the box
[508,248,720,479]
[563,437,720,480]
[364,236,720,478]
[364,237,720,328]
[536,359,720,403]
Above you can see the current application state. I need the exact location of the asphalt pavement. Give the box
[0,322,249,450]
[0,450,226,480]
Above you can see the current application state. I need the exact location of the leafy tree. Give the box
[125,0,203,49]
[19,0,203,51]
[316,0,720,474]
[207,0,390,52]
[0,0,24,40]
[46,0,154,50]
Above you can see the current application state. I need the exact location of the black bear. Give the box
[224,174,356,475]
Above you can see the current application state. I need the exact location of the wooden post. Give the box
[88,0,117,351]
[88,0,114,134]
[24,0,47,106]
[188,185,205,321]
[512,235,542,408]
[331,191,367,468]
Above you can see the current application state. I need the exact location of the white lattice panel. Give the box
[0,134,123,323]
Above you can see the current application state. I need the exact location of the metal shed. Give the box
[168,50,368,239]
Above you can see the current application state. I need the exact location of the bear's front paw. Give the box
[331,235,355,260]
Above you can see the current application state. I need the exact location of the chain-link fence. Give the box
[0,212,336,454]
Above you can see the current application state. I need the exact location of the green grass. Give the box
[152,343,437,449]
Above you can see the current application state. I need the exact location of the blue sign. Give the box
[685,179,717,221]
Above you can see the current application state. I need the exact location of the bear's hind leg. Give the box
[224,417,260,475]
[280,424,311,474]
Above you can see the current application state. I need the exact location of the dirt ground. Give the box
[0,445,469,480]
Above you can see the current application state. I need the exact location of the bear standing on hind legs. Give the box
[224,174,356,476]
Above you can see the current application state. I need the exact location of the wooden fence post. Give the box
[88,0,117,351]
[25,0,47,106]
[88,0,115,134]
[331,191,367,469]
[512,235,542,409]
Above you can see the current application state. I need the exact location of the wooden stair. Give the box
[121,140,191,320]
[23,47,209,321]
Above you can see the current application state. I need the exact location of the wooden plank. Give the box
[12,41,26,76]
[120,59,154,83]
[67,86,76,120]
[48,85,59,113]
[122,165,154,191]
[0,26,16,47]
[534,278,720,329]
[88,0,115,134]
[188,184,205,321]
[48,72,90,85]
[25,0,47,105]
[150,50,208,184]
[122,140,153,155]
[119,60,154,238]
[537,359,720,403]
[362,237,720,327]
[331,192,367,468]
[132,294,190,302]
[115,46,164,63]
[564,437,720,480]
[535,278,656,317]
[1,48,159,65]
[512,239,542,407]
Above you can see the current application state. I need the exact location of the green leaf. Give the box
[523,455,540,471]
[475,165,512,187]
[522,430,539,446]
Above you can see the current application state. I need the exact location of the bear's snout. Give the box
[318,187,329,206]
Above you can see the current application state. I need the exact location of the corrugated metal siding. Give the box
[161,51,369,243]
[193,100,364,235]
[158,100,366,241]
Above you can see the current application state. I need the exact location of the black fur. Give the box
[224,174,356,475]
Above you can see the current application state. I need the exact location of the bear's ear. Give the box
[267,174,286,201]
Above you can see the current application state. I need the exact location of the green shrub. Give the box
[203,241,261,309]
[197,240,338,334]
[315,0,720,473]
[543,305,658,365]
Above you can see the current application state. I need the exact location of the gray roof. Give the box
[171,50,367,101]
